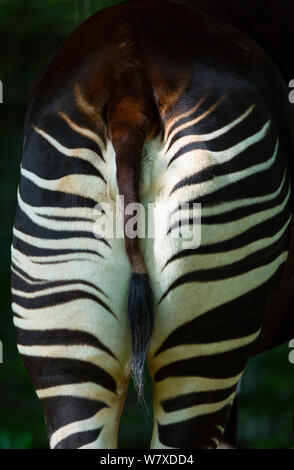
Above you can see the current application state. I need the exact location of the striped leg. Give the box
[148,313,254,449]
[143,94,291,449]
[12,231,131,448]
[12,234,131,449]
[147,247,287,449]
[11,120,132,448]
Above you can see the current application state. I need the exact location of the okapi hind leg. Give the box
[148,339,243,449]
[146,268,287,450]
[146,268,286,450]
[19,349,130,449]
[12,228,132,449]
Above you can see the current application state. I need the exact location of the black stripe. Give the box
[154,343,253,382]
[165,92,250,153]
[12,239,103,258]
[165,94,222,148]
[201,173,289,225]
[170,131,276,193]
[11,262,45,283]
[166,99,267,159]
[22,128,105,181]
[31,258,100,265]
[11,273,107,298]
[42,396,107,436]
[168,119,271,169]
[14,207,110,246]
[19,176,97,209]
[185,149,285,205]
[54,428,102,449]
[38,214,95,222]
[164,206,290,268]
[155,266,283,356]
[30,111,104,158]
[13,312,24,319]
[161,385,237,413]
[160,229,288,302]
[158,405,231,449]
[12,289,115,317]
[21,356,117,392]
[16,328,116,359]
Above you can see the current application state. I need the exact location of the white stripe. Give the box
[166,103,255,156]
[12,281,106,300]
[170,139,278,203]
[21,167,105,201]
[36,383,115,404]
[153,331,260,372]
[203,171,287,217]
[17,192,96,233]
[12,229,105,251]
[156,374,242,402]
[164,96,225,150]
[50,410,106,449]
[58,111,105,149]
[33,126,104,169]
[157,392,235,425]
[167,120,270,166]
[17,345,118,371]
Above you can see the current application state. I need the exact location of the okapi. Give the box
[11,0,294,448]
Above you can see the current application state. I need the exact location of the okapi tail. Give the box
[107,93,159,399]
[128,272,154,399]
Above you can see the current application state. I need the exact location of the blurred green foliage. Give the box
[0,0,293,449]
[239,345,293,449]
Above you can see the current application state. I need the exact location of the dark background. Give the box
[0,0,293,449]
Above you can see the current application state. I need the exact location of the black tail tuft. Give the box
[128,272,154,400]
